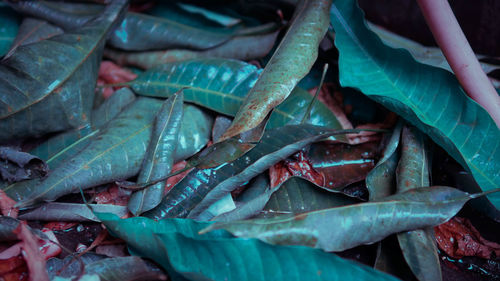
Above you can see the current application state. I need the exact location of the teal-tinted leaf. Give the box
[174,104,213,162]
[0,0,128,142]
[177,3,241,27]
[18,202,128,222]
[7,97,162,208]
[143,125,354,221]
[3,17,63,60]
[0,216,21,241]
[0,6,20,57]
[368,22,499,75]
[97,213,399,281]
[108,12,232,51]
[128,92,184,216]
[395,126,441,281]
[366,121,403,200]
[221,0,332,140]
[104,30,279,70]
[330,0,500,208]
[204,186,478,252]
[7,1,99,30]
[128,58,343,129]
[374,237,416,281]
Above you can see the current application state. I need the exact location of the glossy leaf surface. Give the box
[18,203,128,222]
[366,121,403,200]
[128,92,184,215]
[330,0,500,208]
[128,58,343,129]
[204,186,476,252]
[108,12,232,51]
[97,213,399,281]
[3,17,63,60]
[0,6,20,57]
[222,0,332,139]
[6,97,162,207]
[143,125,352,220]
[104,30,279,69]
[0,0,128,141]
[395,126,441,281]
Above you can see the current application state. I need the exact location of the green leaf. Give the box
[204,186,476,252]
[97,213,399,281]
[142,125,354,221]
[0,0,128,142]
[174,104,213,162]
[18,202,128,222]
[366,120,403,200]
[395,126,441,281]
[3,17,63,60]
[7,97,162,207]
[128,58,343,129]
[108,12,232,51]
[103,30,279,70]
[128,92,184,216]
[0,216,21,241]
[0,6,20,57]
[177,3,242,28]
[221,0,332,139]
[330,0,500,208]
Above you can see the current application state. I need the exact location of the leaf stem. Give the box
[417,0,500,127]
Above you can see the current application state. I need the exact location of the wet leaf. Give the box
[221,0,332,140]
[366,120,403,200]
[18,203,128,222]
[435,217,500,259]
[127,58,343,129]
[204,186,479,252]
[104,30,279,69]
[0,0,128,142]
[97,212,399,281]
[331,0,500,208]
[108,12,232,51]
[3,17,63,60]
[6,97,162,208]
[395,126,442,281]
[143,125,354,221]
[0,6,19,57]
[128,92,184,216]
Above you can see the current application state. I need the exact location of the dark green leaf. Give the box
[366,121,403,200]
[3,17,63,60]
[7,97,162,207]
[0,0,128,142]
[128,58,343,129]
[0,6,20,57]
[18,202,128,222]
[143,125,354,221]
[330,0,500,208]
[395,126,441,281]
[204,186,476,252]
[128,92,184,216]
[97,213,399,281]
[104,30,279,69]
[221,0,332,140]
[108,12,232,51]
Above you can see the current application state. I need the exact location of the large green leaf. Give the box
[330,0,500,208]
[104,30,279,70]
[143,125,352,221]
[0,0,128,142]
[204,186,477,252]
[97,213,399,281]
[221,0,332,139]
[0,6,20,57]
[128,92,184,216]
[6,97,162,207]
[128,58,343,129]
[395,126,441,281]
[3,17,63,60]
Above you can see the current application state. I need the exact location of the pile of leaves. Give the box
[0,0,499,280]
